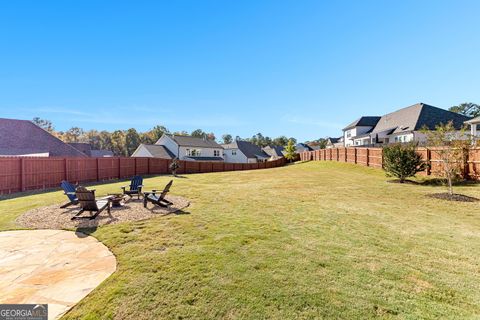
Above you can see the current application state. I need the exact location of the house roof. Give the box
[68,142,91,156]
[343,116,381,131]
[223,140,270,159]
[90,150,114,157]
[371,103,471,135]
[296,143,314,152]
[184,156,224,161]
[68,142,114,157]
[262,146,284,157]
[140,144,175,159]
[327,137,343,144]
[0,118,87,157]
[167,135,223,148]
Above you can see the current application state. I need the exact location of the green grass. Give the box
[1,161,480,319]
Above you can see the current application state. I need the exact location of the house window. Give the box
[187,149,201,156]
[346,130,352,138]
[214,150,220,157]
[232,150,237,155]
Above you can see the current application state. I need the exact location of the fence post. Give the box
[366,148,370,166]
[147,158,151,174]
[63,158,68,181]
[118,157,121,179]
[426,149,431,176]
[354,148,357,164]
[20,158,25,192]
[134,157,137,175]
[96,158,100,181]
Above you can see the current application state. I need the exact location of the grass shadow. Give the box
[416,178,480,187]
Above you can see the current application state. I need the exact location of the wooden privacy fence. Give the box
[300,147,480,180]
[0,157,286,195]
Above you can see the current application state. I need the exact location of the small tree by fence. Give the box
[383,143,427,183]
[423,122,471,195]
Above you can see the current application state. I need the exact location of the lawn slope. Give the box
[1,162,479,319]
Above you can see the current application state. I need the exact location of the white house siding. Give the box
[155,135,179,157]
[391,132,415,143]
[131,145,152,157]
[178,146,223,160]
[223,148,248,163]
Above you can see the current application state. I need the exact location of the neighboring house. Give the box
[326,137,344,149]
[295,143,314,153]
[343,116,381,147]
[344,103,471,147]
[262,145,285,160]
[222,140,270,163]
[0,118,87,157]
[132,134,224,161]
[465,117,480,144]
[68,142,114,157]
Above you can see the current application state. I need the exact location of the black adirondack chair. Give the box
[60,180,79,208]
[121,176,144,200]
[143,180,173,208]
[72,186,111,220]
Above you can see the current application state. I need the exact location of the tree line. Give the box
[32,118,297,156]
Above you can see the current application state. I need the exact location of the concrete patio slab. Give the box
[0,230,116,319]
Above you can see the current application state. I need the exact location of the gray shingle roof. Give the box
[141,144,175,159]
[168,135,222,148]
[0,118,87,157]
[372,103,471,134]
[184,156,224,161]
[296,143,313,152]
[262,146,284,157]
[223,140,270,159]
[90,150,114,157]
[343,116,381,131]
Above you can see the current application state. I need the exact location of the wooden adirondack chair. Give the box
[60,180,79,208]
[121,176,144,200]
[143,180,173,208]
[73,186,111,220]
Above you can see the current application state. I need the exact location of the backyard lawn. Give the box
[1,161,480,319]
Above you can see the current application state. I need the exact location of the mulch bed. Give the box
[426,193,479,202]
[16,195,190,229]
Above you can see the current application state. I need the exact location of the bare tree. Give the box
[423,121,470,195]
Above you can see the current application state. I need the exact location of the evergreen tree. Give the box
[284,139,297,162]
[383,143,426,183]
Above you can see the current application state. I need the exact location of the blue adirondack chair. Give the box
[60,180,79,208]
[121,176,144,200]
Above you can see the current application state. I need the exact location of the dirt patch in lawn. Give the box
[16,195,190,229]
[426,193,479,202]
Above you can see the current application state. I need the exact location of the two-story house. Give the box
[342,103,471,147]
[132,134,224,161]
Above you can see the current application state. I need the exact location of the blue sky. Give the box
[0,0,479,142]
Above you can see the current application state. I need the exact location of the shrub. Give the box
[383,143,427,183]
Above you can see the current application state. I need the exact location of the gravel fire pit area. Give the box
[17,195,190,229]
